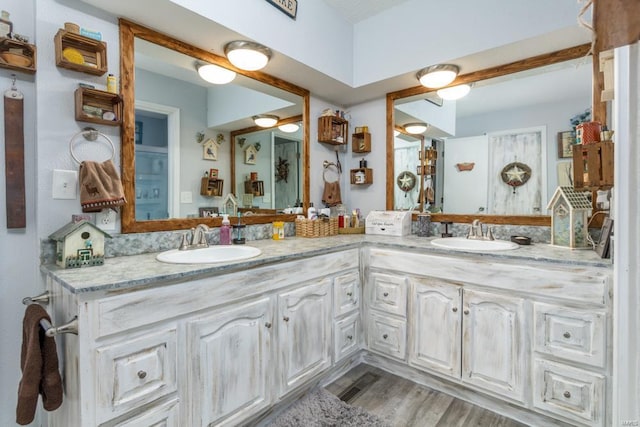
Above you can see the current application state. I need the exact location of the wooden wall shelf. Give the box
[200,177,223,197]
[350,168,373,185]
[54,29,107,76]
[0,38,37,74]
[318,116,348,145]
[572,142,614,190]
[352,132,371,153]
[75,87,122,126]
[245,180,265,197]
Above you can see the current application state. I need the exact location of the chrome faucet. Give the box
[179,224,210,250]
[467,219,494,241]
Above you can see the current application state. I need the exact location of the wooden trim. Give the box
[387,44,591,227]
[119,19,310,233]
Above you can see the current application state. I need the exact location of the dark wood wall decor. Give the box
[4,77,26,228]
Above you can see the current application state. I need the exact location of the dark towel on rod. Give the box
[16,304,63,425]
[322,181,342,207]
[79,159,126,212]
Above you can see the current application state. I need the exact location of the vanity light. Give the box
[404,122,428,134]
[437,84,471,100]
[197,63,236,84]
[278,123,300,133]
[224,41,272,71]
[253,114,279,127]
[416,64,459,88]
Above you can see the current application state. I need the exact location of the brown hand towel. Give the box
[322,181,342,207]
[79,159,126,212]
[16,304,63,425]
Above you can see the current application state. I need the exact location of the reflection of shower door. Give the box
[443,135,489,214]
[273,136,300,209]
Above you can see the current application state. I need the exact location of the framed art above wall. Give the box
[558,131,575,158]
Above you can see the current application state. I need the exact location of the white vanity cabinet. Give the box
[46,248,360,427]
[333,271,361,361]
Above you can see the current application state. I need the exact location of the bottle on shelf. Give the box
[219,214,231,245]
[106,74,117,94]
[307,202,317,220]
[0,11,13,38]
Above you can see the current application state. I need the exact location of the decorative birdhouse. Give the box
[49,220,111,268]
[222,193,239,216]
[546,186,592,249]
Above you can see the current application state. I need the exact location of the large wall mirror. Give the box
[387,44,595,226]
[120,19,310,233]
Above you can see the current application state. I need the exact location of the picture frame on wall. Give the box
[556,161,574,187]
[203,138,218,161]
[557,131,575,158]
[198,207,219,217]
[245,145,257,165]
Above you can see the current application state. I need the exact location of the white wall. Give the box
[0,1,39,425]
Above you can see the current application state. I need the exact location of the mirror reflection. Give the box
[392,53,592,217]
[120,20,309,232]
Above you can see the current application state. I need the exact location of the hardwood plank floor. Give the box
[325,364,529,427]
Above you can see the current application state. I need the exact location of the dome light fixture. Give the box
[437,84,471,100]
[197,63,236,84]
[224,40,272,71]
[278,123,300,133]
[253,114,279,128]
[416,64,459,88]
[404,122,428,134]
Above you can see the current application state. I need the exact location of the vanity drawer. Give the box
[367,312,406,360]
[111,399,180,427]
[95,326,178,424]
[334,271,360,317]
[368,272,407,317]
[534,303,606,368]
[334,312,360,361]
[533,359,605,426]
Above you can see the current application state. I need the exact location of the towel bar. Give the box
[22,291,50,305]
[40,316,78,337]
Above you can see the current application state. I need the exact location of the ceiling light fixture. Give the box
[253,114,279,127]
[404,122,428,134]
[416,64,459,88]
[278,123,300,133]
[196,63,236,84]
[224,41,272,71]
[437,84,471,100]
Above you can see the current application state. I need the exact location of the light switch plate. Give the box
[180,191,193,203]
[52,169,78,199]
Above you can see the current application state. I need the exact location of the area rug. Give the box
[268,387,390,427]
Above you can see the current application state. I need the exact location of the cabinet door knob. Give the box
[463,309,470,315]
[137,370,147,379]
[382,334,388,340]
[347,335,353,340]
[563,332,571,339]
[383,292,389,297]
[265,322,272,329]
[283,316,290,322]
[563,391,571,398]
[452,307,458,312]
[347,292,353,297]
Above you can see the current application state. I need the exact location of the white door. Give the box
[410,278,462,378]
[462,289,526,403]
[278,279,332,396]
[442,135,488,213]
[187,297,273,427]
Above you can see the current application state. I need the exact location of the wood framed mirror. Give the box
[119,19,310,233]
[386,43,599,226]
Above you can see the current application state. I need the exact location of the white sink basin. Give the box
[156,245,262,264]
[431,237,519,251]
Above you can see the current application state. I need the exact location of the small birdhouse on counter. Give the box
[49,220,111,268]
[546,186,592,249]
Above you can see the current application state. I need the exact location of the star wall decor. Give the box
[396,171,417,193]
[500,162,532,193]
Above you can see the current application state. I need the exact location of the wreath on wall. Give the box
[396,171,417,194]
[500,162,532,193]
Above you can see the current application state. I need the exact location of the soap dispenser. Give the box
[219,214,231,245]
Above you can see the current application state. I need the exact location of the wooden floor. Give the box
[325,364,529,427]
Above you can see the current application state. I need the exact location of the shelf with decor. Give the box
[352,132,371,153]
[318,116,348,146]
[75,87,122,126]
[244,180,265,197]
[0,37,37,74]
[572,142,613,190]
[54,29,107,75]
[350,168,373,185]
[200,177,224,197]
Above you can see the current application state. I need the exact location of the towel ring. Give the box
[69,128,116,164]
[322,160,340,183]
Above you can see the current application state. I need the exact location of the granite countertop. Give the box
[42,235,611,295]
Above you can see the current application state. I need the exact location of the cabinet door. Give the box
[410,278,462,378]
[334,271,360,317]
[187,297,273,427]
[278,279,332,395]
[462,289,526,403]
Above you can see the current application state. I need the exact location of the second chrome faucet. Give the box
[467,219,494,241]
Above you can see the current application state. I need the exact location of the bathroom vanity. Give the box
[42,236,611,427]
